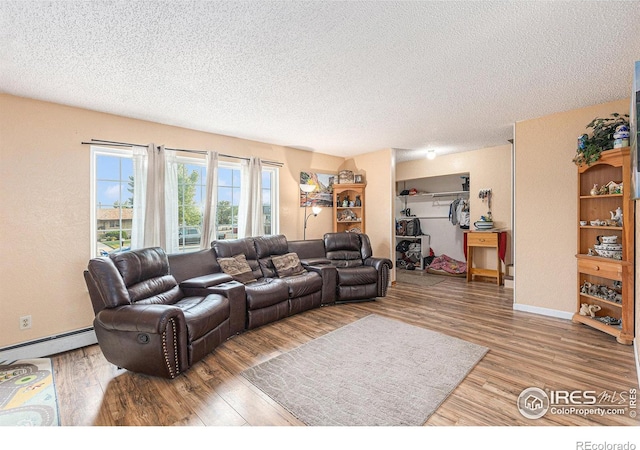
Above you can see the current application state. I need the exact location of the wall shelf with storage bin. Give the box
[394,174,470,264]
[395,234,430,270]
[333,183,365,233]
[573,147,634,345]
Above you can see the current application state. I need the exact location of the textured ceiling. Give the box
[1,1,639,162]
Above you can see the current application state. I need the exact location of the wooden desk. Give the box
[465,230,502,285]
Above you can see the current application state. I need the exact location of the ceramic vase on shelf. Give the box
[578,134,588,150]
[613,125,630,148]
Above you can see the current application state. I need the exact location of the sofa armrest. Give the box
[181,280,247,336]
[304,264,337,305]
[93,304,189,378]
[363,256,393,272]
[95,304,185,333]
[179,273,233,289]
[300,257,332,266]
[363,257,393,297]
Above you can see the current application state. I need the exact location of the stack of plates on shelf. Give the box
[474,221,493,230]
[594,243,622,259]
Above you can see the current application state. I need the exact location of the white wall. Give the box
[395,173,469,262]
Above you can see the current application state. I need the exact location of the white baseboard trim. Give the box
[512,303,574,321]
[0,327,97,362]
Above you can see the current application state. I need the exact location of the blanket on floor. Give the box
[426,254,467,275]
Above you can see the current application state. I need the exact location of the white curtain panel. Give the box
[130,144,149,250]
[200,151,219,248]
[238,157,264,238]
[164,149,179,253]
[143,144,167,248]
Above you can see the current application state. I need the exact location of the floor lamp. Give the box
[300,184,321,240]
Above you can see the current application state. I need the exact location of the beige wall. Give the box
[0,94,347,348]
[3,92,636,358]
[396,144,513,273]
[514,98,630,314]
[341,148,395,270]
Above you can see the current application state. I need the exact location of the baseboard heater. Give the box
[0,327,97,362]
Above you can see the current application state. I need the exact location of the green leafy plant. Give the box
[573,113,630,166]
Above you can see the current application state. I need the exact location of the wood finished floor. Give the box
[52,276,640,426]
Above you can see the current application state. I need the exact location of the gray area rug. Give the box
[396,270,447,287]
[241,314,488,426]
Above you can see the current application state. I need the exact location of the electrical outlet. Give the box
[20,315,32,330]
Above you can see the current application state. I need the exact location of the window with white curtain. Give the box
[216,162,278,239]
[216,163,241,239]
[91,147,134,257]
[92,148,279,256]
[176,158,206,252]
[262,167,278,235]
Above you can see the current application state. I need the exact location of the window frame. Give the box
[175,155,207,252]
[215,160,279,238]
[90,145,134,257]
[91,148,280,257]
[262,165,280,235]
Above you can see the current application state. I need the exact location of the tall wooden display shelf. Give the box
[333,183,365,233]
[573,147,634,345]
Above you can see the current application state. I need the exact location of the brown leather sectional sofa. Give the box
[84,233,392,378]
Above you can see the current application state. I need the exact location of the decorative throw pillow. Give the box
[271,252,306,278]
[217,254,257,284]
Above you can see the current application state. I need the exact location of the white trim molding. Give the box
[0,328,97,362]
[512,303,574,321]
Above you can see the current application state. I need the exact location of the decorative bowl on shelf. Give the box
[594,243,622,251]
[594,248,622,259]
[474,221,493,230]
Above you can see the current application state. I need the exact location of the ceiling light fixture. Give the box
[426,149,436,160]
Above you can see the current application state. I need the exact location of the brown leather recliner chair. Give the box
[323,233,393,302]
[84,247,232,379]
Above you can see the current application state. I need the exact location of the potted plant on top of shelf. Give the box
[573,113,630,166]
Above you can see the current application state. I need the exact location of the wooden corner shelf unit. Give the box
[573,147,635,345]
[333,183,365,233]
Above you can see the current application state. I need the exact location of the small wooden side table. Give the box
[465,230,503,285]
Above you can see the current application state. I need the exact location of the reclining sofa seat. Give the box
[323,232,393,302]
[212,234,324,330]
[84,247,231,379]
[167,248,246,336]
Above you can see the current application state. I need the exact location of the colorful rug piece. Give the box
[0,358,60,426]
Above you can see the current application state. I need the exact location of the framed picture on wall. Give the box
[300,172,335,207]
[338,170,354,184]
